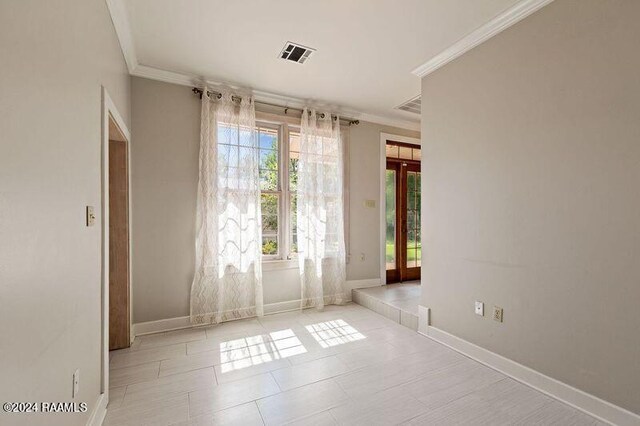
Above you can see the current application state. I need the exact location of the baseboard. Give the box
[263,299,302,315]
[132,287,371,337]
[87,393,107,426]
[346,278,382,290]
[417,307,639,426]
[132,315,193,336]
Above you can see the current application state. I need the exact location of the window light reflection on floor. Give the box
[219,328,307,373]
[305,319,366,348]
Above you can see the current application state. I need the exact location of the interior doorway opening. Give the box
[385,141,421,284]
[107,115,130,351]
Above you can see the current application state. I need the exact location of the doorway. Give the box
[108,115,130,351]
[385,141,421,283]
[99,88,132,415]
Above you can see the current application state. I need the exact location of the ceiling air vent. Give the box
[279,42,315,64]
[395,95,421,115]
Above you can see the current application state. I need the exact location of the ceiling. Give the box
[117,0,522,128]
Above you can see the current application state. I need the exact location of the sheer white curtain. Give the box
[297,109,348,309]
[190,88,263,324]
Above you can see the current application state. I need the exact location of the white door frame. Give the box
[100,87,132,412]
[379,132,421,285]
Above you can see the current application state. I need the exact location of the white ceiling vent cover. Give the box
[279,42,315,64]
[395,95,421,115]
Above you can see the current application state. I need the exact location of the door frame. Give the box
[386,158,421,283]
[100,87,132,408]
[379,132,421,285]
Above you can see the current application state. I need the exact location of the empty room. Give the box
[1,0,639,425]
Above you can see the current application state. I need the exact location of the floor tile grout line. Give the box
[254,400,267,426]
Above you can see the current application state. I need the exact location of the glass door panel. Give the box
[385,170,397,271]
[406,171,421,269]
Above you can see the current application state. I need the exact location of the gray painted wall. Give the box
[130,76,419,323]
[0,1,131,424]
[421,0,640,414]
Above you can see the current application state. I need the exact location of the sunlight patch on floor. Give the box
[219,328,307,373]
[305,319,366,348]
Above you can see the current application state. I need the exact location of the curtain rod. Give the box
[191,88,360,126]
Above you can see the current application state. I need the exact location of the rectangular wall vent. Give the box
[395,95,421,115]
[279,42,315,64]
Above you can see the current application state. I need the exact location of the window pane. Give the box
[289,131,300,190]
[385,144,399,159]
[406,248,417,268]
[415,230,421,267]
[218,124,239,146]
[261,193,278,216]
[258,126,278,192]
[408,191,416,211]
[290,192,298,254]
[259,127,278,150]
[261,193,279,256]
[399,146,412,159]
[413,148,421,161]
[407,172,416,193]
[288,131,300,256]
[262,236,278,255]
[260,169,278,191]
[260,149,277,169]
[386,169,396,270]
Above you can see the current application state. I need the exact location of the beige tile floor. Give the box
[106,304,604,425]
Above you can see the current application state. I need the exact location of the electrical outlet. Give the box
[73,369,80,398]
[475,301,484,316]
[493,306,503,322]
[86,206,96,227]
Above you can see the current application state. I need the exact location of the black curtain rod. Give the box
[191,87,359,125]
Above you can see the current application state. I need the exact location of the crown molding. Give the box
[412,0,555,78]
[106,0,137,73]
[131,65,421,131]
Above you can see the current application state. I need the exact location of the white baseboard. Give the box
[417,305,639,426]
[132,286,374,337]
[346,278,382,290]
[132,315,192,336]
[87,393,107,426]
[263,299,302,315]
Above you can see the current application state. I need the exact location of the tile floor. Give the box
[106,303,603,425]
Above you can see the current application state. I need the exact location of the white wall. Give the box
[421,0,640,414]
[0,1,131,425]
[130,76,420,323]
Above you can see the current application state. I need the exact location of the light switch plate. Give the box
[86,206,96,227]
[475,301,484,316]
[364,199,376,208]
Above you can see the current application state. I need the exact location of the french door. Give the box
[385,145,421,283]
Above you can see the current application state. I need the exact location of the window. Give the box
[254,118,347,261]
[254,121,300,260]
[257,125,280,257]
[289,130,300,255]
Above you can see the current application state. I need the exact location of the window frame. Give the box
[256,114,349,266]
